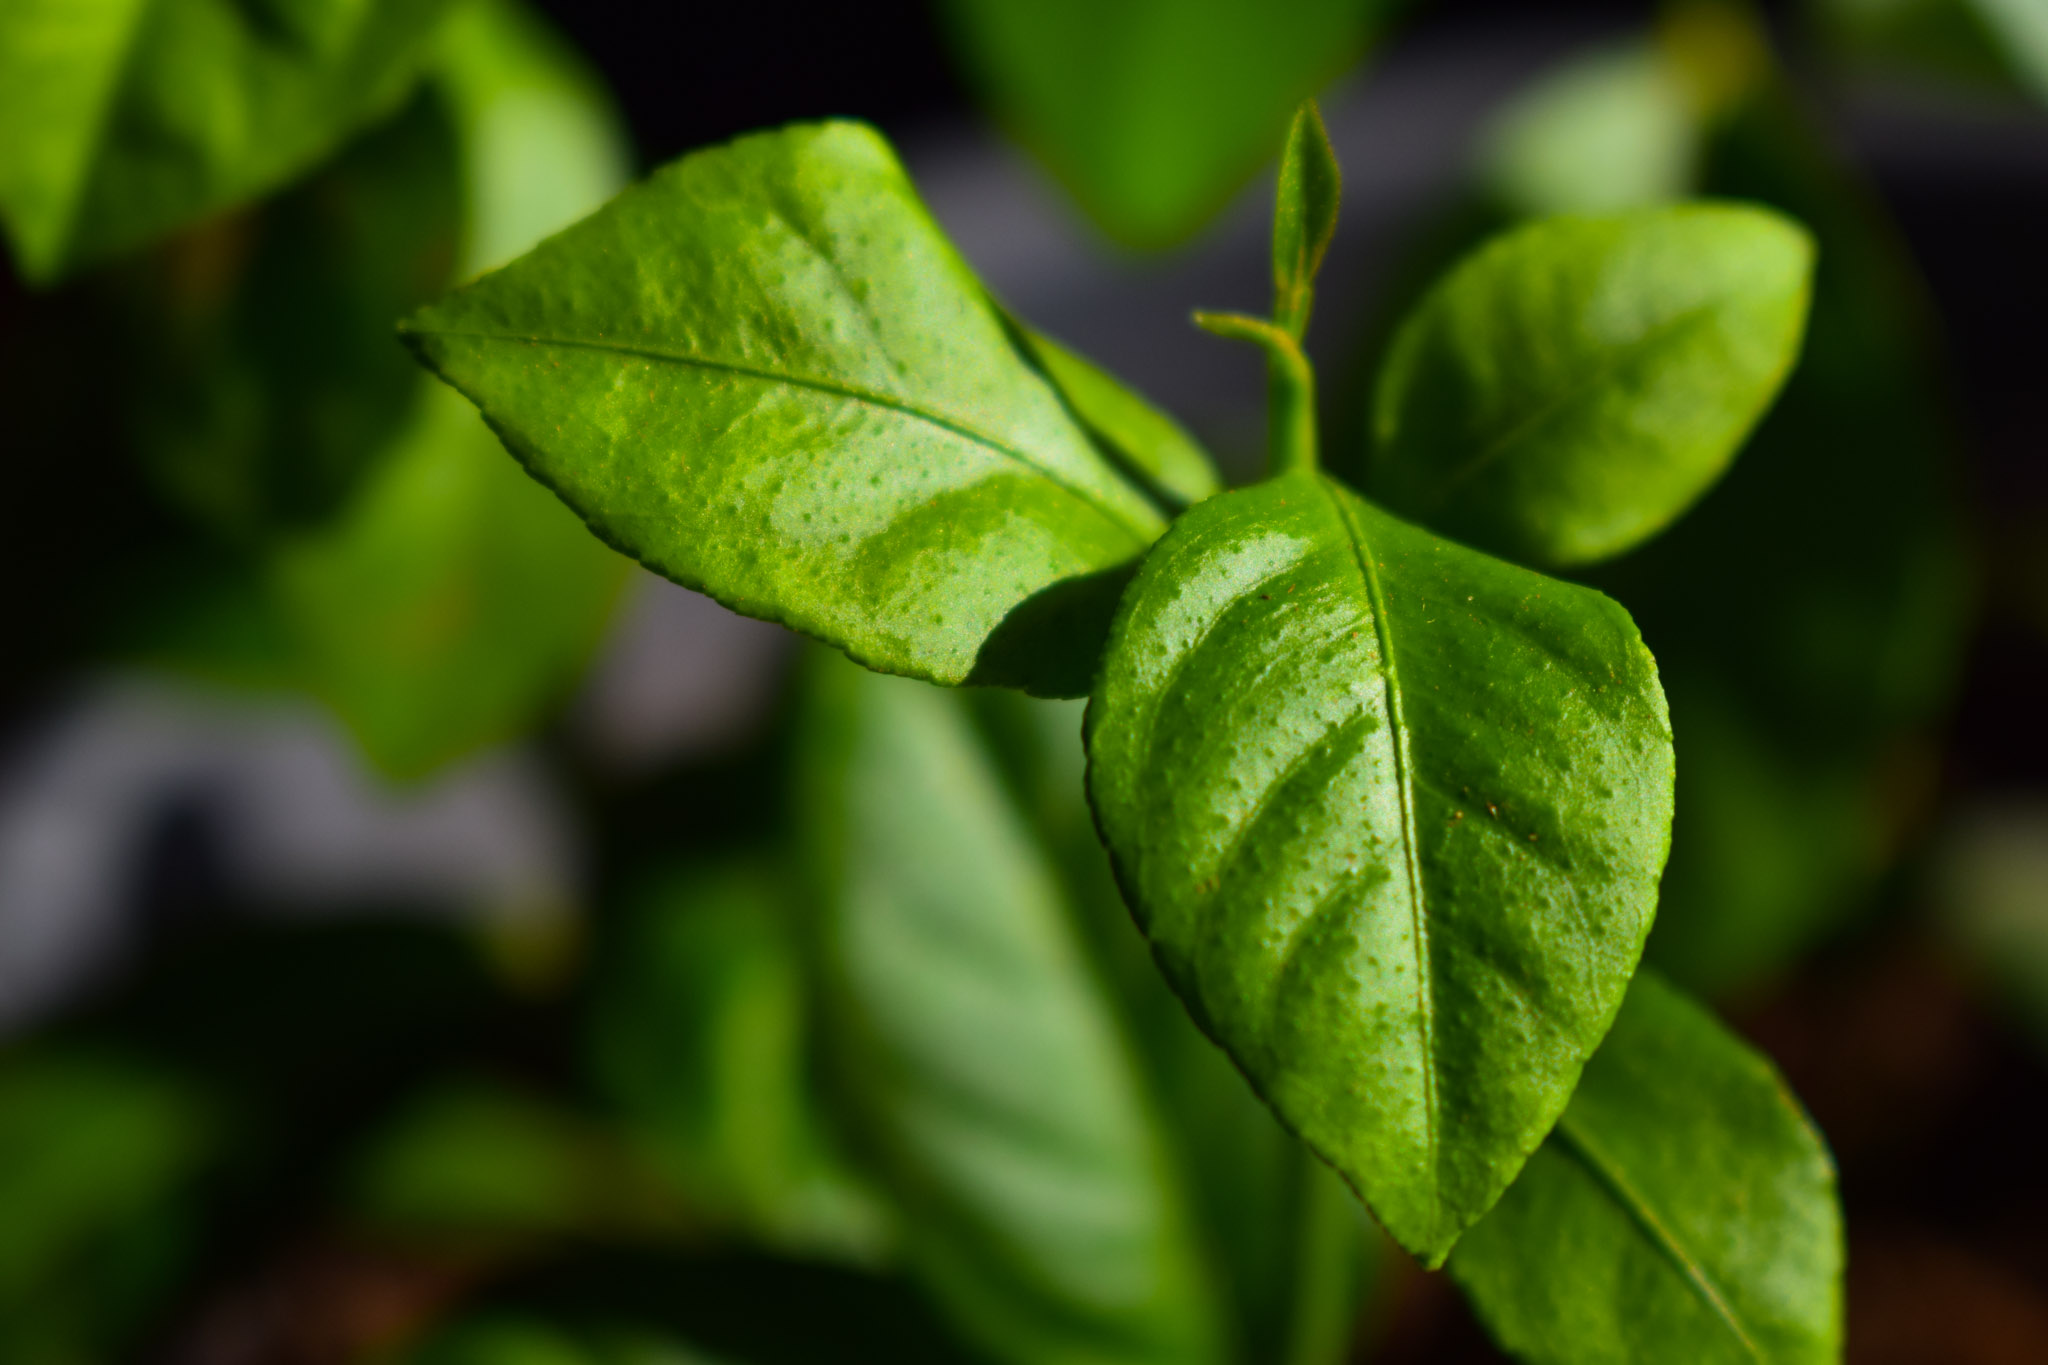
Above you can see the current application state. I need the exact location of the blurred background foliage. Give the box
[0,0,2044,1361]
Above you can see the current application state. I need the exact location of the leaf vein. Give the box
[1554,1114,1765,1361]
[403,327,1157,542]
[1322,480,1439,1191]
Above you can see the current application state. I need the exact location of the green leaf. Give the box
[133,0,633,777]
[1009,323,1222,510]
[122,86,463,536]
[403,121,1168,697]
[1595,59,1972,996]
[937,0,1381,248]
[1085,469,1673,1263]
[1367,204,1814,569]
[1449,970,1843,1365]
[1272,100,1341,338]
[966,690,1376,1365]
[800,651,1223,1365]
[0,0,456,282]
[584,860,891,1260]
[1479,45,1698,217]
[350,1078,679,1241]
[0,1051,215,1364]
[1813,0,2048,101]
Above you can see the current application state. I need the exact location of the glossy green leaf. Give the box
[1367,205,1813,570]
[800,652,1222,1365]
[1272,101,1341,339]
[967,689,1375,1365]
[584,860,890,1260]
[1479,45,1697,217]
[1086,469,1674,1263]
[0,0,455,282]
[937,0,1381,248]
[404,121,1167,697]
[1010,323,1222,511]
[1450,970,1843,1364]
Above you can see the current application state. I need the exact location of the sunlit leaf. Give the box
[1451,971,1843,1365]
[1086,469,1673,1262]
[403,121,1168,697]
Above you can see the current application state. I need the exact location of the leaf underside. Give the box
[1086,469,1673,1262]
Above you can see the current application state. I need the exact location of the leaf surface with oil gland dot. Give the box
[401,120,1168,696]
[1085,469,1674,1263]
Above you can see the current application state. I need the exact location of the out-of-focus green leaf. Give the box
[1450,971,1843,1365]
[429,0,632,276]
[350,1078,679,1241]
[1010,322,1223,511]
[0,1050,215,1365]
[799,651,1223,1365]
[1812,0,2048,100]
[122,88,462,536]
[1933,801,2048,1049]
[1480,46,1697,217]
[1368,205,1813,570]
[0,0,456,282]
[135,0,632,777]
[143,381,627,777]
[968,689,1374,1364]
[1085,469,1674,1264]
[937,0,1383,249]
[403,121,1167,698]
[585,861,891,1261]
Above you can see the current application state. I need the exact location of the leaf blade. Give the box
[1086,470,1674,1261]
[0,0,456,281]
[403,120,1167,695]
[1368,204,1814,568]
[1449,970,1843,1364]
[801,653,1223,1365]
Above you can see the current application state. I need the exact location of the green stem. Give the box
[1192,310,1318,477]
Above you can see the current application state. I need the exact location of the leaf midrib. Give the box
[1321,478,1438,1191]
[1418,302,1727,510]
[404,325,1160,544]
[1553,1112,1765,1361]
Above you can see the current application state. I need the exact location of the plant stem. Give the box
[1192,310,1318,477]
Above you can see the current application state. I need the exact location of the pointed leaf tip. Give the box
[1273,100,1342,336]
